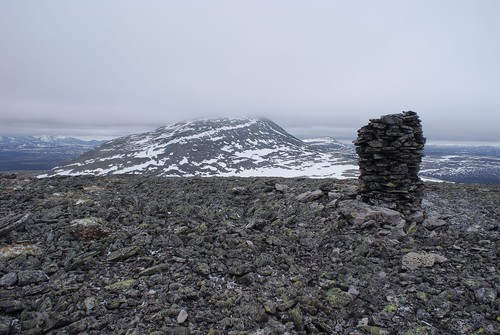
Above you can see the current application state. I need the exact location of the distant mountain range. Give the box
[2,120,499,184]
[0,136,106,171]
[420,145,500,184]
[39,118,358,178]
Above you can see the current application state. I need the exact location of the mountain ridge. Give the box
[0,136,105,172]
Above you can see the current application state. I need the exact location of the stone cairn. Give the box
[354,111,426,213]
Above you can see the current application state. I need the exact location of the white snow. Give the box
[164,119,259,145]
[217,163,359,179]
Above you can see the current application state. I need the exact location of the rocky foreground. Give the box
[0,174,498,334]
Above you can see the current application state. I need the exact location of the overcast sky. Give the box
[1,0,499,141]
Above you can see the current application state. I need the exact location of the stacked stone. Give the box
[354,111,426,213]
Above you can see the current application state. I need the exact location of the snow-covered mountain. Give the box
[41,118,358,178]
[0,135,104,151]
[420,145,500,184]
[302,136,356,158]
[0,136,105,171]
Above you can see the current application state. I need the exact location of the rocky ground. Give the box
[0,174,498,334]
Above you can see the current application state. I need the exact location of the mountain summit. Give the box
[41,118,357,178]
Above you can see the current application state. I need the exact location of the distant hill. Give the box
[302,137,356,158]
[41,118,357,178]
[0,136,106,171]
[420,144,500,184]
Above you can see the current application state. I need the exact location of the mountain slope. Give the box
[41,118,357,178]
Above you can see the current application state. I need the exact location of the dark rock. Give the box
[106,207,120,221]
[0,316,19,334]
[107,246,141,261]
[66,316,96,334]
[0,300,24,313]
[228,264,256,277]
[0,212,32,237]
[165,327,189,335]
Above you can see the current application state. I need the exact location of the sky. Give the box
[1,0,499,142]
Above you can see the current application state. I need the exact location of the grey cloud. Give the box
[0,0,499,141]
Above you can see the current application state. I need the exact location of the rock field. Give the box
[0,174,498,334]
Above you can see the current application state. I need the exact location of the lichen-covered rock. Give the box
[325,287,353,309]
[0,175,498,334]
[402,252,447,271]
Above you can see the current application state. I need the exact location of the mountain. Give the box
[41,118,358,178]
[302,137,356,158]
[29,119,499,184]
[0,136,106,171]
[420,144,500,184]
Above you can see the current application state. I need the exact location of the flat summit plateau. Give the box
[0,175,498,334]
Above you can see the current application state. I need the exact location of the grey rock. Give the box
[165,327,189,335]
[228,264,255,276]
[66,316,96,334]
[17,270,49,286]
[0,272,18,287]
[296,190,323,202]
[422,216,447,229]
[407,210,424,223]
[274,183,289,193]
[0,212,32,237]
[474,288,497,304]
[338,200,404,227]
[325,199,338,208]
[107,246,140,261]
[177,309,188,324]
[231,187,249,195]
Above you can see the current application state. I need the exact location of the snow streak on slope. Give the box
[41,118,358,178]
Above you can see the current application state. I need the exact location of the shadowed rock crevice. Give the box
[354,111,426,213]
